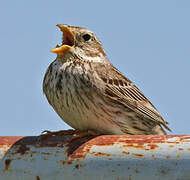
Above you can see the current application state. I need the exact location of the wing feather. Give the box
[93,62,171,131]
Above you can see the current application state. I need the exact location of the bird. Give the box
[43,24,171,137]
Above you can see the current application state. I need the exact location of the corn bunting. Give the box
[43,24,171,136]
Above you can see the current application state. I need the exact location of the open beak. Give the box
[50,24,74,56]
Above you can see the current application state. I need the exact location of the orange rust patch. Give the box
[179,136,190,141]
[0,136,23,145]
[68,143,91,159]
[147,144,159,150]
[66,135,97,157]
[68,135,119,159]
[67,135,190,160]
[119,135,190,144]
[91,152,111,157]
[122,143,145,149]
[122,151,130,155]
[166,155,170,159]
[4,159,12,170]
[2,135,188,162]
[68,160,72,164]
[132,153,144,157]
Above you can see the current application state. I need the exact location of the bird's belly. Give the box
[49,88,125,134]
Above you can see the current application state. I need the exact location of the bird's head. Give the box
[51,24,107,62]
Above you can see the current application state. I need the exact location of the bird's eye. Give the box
[82,34,91,41]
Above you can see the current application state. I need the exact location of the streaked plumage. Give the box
[43,24,171,135]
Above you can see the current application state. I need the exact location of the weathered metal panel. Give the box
[0,135,190,180]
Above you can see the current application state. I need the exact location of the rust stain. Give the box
[36,176,40,180]
[66,135,97,157]
[62,160,66,165]
[179,136,190,141]
[178,148,184,151]
[119,135,190,145]
[67,160,72,164]
[122,151,130,155]
[132,153,144,157]
[75,164,85,169]
[135,169,140,173]
[147,144,159,150]
[167,141,180,144]
[1,135,190,161]
[91,152,111,157]
[68,143,91,159]
[122,143,145,149]
[166,155,170,159]
[75,164,79,169]
[12,136,68,149]
[67,135,118,159]
[65,135,190,160]
[4,159,12,170]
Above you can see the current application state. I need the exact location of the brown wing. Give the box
[93,62,171,131]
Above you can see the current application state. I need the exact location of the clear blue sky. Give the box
[0,1,189,135]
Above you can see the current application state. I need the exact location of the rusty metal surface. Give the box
[0,135,190,180]
[0,137,23,160]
